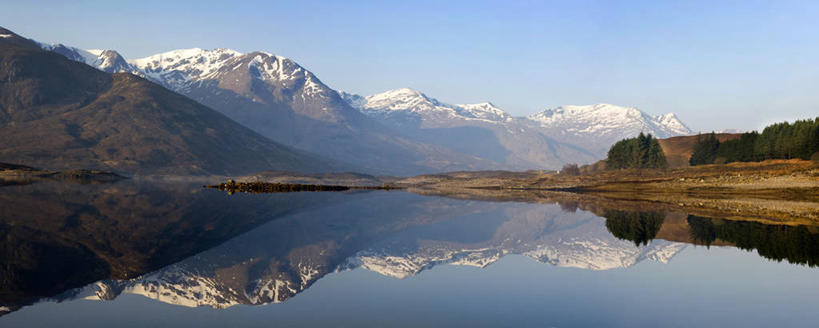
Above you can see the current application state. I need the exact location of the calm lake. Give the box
[1,180,818,327]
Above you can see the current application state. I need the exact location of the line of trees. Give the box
[606,133,668,169]
[690,118,819,165]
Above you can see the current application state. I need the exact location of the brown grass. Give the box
[397,159,819,224]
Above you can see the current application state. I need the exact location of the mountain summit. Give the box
[342,89,692,169]
[0,27,335,175]
[52,47,489,175]
[38,35,693,172]
[529,103,691,139]
[528,103,692,153]
[350,88,512,126]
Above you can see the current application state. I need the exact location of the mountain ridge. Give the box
[119,47,497,175]
[0,27,338,175]
[343,88,692,169]
[38,39,694,172]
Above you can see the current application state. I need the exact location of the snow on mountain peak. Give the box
[124,47,336,99]
[655,112,692,135]
[38,43,104,67]
[246,52,306,82]
[129,48,242,84]
[528,103,692,140]
[352,88,512,123]
[37,42,133,74]
[364,88,434,110]
[455,102,511,122]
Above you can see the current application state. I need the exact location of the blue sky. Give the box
[2,0,818,131]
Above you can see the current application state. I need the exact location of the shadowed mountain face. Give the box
[0,27,339,176]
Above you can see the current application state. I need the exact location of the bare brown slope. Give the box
[0,27,340,176]
[658,133,742,168]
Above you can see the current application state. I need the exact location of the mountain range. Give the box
[0,27,339,176]
[342,88,691,168]
[36,43,495,175]
[31,30,693,175]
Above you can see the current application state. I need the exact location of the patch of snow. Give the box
[528,103,693,140]
[356,88,511,123]
[456,102,512,122]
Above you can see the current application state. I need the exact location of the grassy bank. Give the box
[395,159,819,223]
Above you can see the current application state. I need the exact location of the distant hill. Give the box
[0,27,339,176]
[658,133,742,168]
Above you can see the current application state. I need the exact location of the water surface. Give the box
[0,180,817,327]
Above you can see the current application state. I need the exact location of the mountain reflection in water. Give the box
[1,180,818,318]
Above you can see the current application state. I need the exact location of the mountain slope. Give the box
[350,88,512,126]
[0,27,336,175]
[528,103,693,153]
[37,43,135,74]
[344,89,608,169]
[39,38,692,172]
[343,89,692,168]
[119,49,496,175]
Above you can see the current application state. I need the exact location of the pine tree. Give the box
[607,133,669,169]
[694,117,818,164]
[689,132,720,166]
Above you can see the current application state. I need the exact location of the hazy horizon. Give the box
[3,0,819,132]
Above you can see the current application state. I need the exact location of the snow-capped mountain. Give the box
[346,89,690,138]
[457,102,512,122]
[347,88,512,126]
[39,38,693,171]
[37,43,134,74]
[126,48,364,124]
[40,43,497,175]
[528,104,692,152]
[341,88,599,169]
[342,88,692,167]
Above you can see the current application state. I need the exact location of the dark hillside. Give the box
[0,27,339,175]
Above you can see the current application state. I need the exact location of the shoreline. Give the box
[394,159,819,224]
